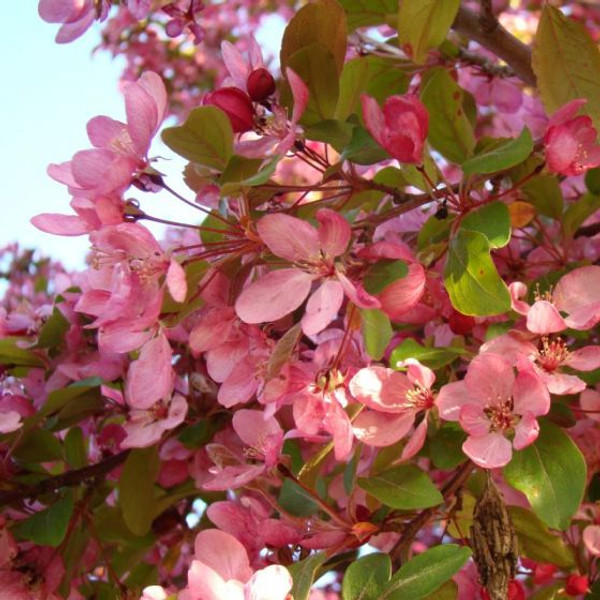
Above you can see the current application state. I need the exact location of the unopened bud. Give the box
[247,67,276,101]
[203,87,254,133]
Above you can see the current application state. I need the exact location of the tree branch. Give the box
[452,5,536,87]
[0,450,130,507]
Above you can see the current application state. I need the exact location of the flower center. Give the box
[484,399,515,432]
[405,383,434,411]
[536,336,569,372]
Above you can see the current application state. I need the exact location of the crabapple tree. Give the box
[3,0,600,599]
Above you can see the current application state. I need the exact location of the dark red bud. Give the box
[203,87,254,133]
[565,575,589,596]
[448,310,475,335]
[247,67,276,101]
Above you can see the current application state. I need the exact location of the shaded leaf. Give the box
[360,308,393,361]
[390,338,466,370]
[342,553,391,600]
[162,106,233,170]
[521,176,564,221]
[504,420,586,530]
[461,201,511,249]
[358,465,443,510]
[339,0,397,30]
[287,552,329,600]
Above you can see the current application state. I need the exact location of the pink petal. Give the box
[217,361,259,407]
[508,281,531,315]
[542,371,586,396]
[512,369,550,417]
[233,410,282,462]
[349,367,413,412]
[463,432,513,468]
[194,529,253,583]
[583,525,600,556]
[513,412,540,450]
[580,389,600,422]
[286,68,309,125]
[87,115,128,149]
[400,418,428,461]
[221,40,251,90]
[336,270,381,309]
[166,259,188,302]
[186,560,243,600]
[39,0,82,22]
[361,94,386,149]
[548,99,587,128]
[125,333,173,409]
[405,359,435,389]
[257,213,320,262]
[527,300,567,334]
[189,307,236,354]
[378,263,426,321]
[245,565,293,600]
[124,77,160,157]
[554,265,600,317]
[352,410,415,446]
[436,381,471,422]
[459,404,490,436]
[465,353,515,408]
[316,209,351,258]
[323,400,354,461]
[55,10,95,43]
[235,269,314,324]
[30,213,92,236]
[301,280,344,335]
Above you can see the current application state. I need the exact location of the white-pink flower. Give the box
[437,353,550,469]
[235,208,378,335]
[510,265,600,334]
[349,360,435,458]
[177,529,292,600]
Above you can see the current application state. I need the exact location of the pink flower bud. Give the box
[361,93,429,164]
[247,67,276,101]
[203,87,254,133]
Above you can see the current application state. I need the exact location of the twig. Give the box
[452,5,535,86]
[0,450,130,506]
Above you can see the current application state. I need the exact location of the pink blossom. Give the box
[38,0,110,43]
[236,209,378,335]
[437,353,550,469]
[221,36,267,93]
[583,525,600,556]
[349,360,435,456]
[544,99,600,176]
[361,94,429,164]
[178,529,292,600]
[510,265,600,334]
[481,331,600,395]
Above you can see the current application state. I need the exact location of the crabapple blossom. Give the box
[437,353,550,468]
[361,94,429,164]
[544,99,600,175]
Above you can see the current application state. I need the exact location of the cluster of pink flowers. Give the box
[4,1,600,598]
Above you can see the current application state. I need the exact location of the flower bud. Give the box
[565,575,589,596]
[203,87,254,133]
[247,67,276,101]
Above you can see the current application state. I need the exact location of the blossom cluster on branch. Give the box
[3,0,600,598]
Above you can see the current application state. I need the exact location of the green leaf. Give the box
[417,213,454,250]
[65,426,88,469]
[533,5,600,131]
[339,0,397,30]
[379,545,472,600]
[342,553,391,600]
[461,128,533,176]
[585,167,600,194]
[363,260,408,294]
[420,68,475,163]
[285,43,340,126]
[119,447,160,536]
[423,580,458,600]
[563,193,600,238]
[161,106,233,170]
[335,58,371,121]
[363,56,410,105]
[389,338,466,370]
[360,308,393,361]
[280,0,347,75]
[35,306,70,349]
[342,125,390,165]
[429,424,468,470]
[12,428,64,462]
[358,465,443,510]
[443,229,511,316]
[306,119,354,150]
[0,337,43,367]
[278,479,320,517]
[14,491,74,547]
[504,420,587,530]
[287,552,329,600]
[461,201,511,249]
[508,506,575,568]
[398,0,460,65]
[521,175,564,220]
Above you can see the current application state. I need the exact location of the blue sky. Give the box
[1,6,285,272]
